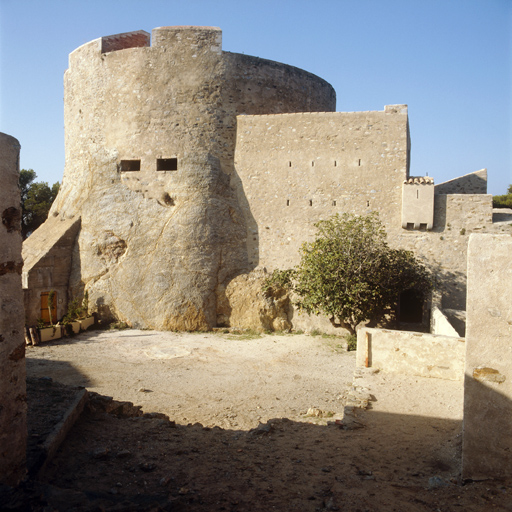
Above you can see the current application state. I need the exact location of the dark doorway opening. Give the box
[398,289,424,324]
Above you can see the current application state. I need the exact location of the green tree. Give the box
[265,213,433,335]
[19,169,60,239]
[19,169,37,205]
[493,184,512,209]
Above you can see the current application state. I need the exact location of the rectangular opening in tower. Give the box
[120,160,141,172]
[157,158,178,171]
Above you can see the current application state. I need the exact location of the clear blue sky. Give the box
[1,0,510,194]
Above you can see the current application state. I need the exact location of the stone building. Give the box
[0,132,26,485]
[22,26,509,332]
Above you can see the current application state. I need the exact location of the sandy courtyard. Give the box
[23,329,511,511]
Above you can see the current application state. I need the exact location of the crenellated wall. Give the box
[101,29,150,53]
[26,26,336,330]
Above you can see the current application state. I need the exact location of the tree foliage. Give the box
[265,213,433,335]
[19,169,60,239]
[493,184,512,209]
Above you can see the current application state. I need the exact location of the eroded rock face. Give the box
[68,155,247,330]
[218,269,292,332]
[30,26,335,330]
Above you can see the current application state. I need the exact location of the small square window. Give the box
[120,160,141,172]
[157,158,178,171]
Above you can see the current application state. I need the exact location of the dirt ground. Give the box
[20,329,512,511]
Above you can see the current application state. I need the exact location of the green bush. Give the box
[346,334,357,351]
[292,213,432,335]
[493,185,512,208]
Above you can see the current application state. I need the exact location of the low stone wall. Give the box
[356,327,465,381]
[430,306,460,337]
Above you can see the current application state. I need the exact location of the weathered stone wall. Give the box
[232,103,501,316]
[462,234,512,479]
[435,169,487,195]
[392,193,494,310]
[23,26,510,333]
[0,133,26,485]
[22,217,81,325]
[356,327,465,381]
[233,106,410,270]
[401,179,434,230]
[35,26,335,330]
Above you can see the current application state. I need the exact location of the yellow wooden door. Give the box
[41,292,57,324]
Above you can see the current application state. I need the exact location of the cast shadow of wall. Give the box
[37,385,511,510]
[26,356,94,389]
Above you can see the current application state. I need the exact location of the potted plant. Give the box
[79,291,95,331]
[62,298,82,334]
[62,291,94,333]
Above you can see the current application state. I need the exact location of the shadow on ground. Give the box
[6,387,510,512]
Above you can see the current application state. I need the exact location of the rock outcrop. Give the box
[217,269,292,332]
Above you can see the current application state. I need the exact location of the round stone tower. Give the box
[47,26,336,330]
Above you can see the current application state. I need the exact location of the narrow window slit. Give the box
[309,200,313,206]
[286,199,290,206]
[157,158,178,171]
[332,200,337,206]
[120,160,141,172]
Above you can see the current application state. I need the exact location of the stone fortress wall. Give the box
[232,105,496,314]
[24,26,335,330]
[22,26,511,332]
[0,133,26,485]
[233,106,410,270]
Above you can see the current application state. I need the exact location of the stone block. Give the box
[462,234,512,479]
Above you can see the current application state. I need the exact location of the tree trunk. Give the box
[329,316,356,336]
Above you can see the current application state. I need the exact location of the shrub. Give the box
[264,213,433,335]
